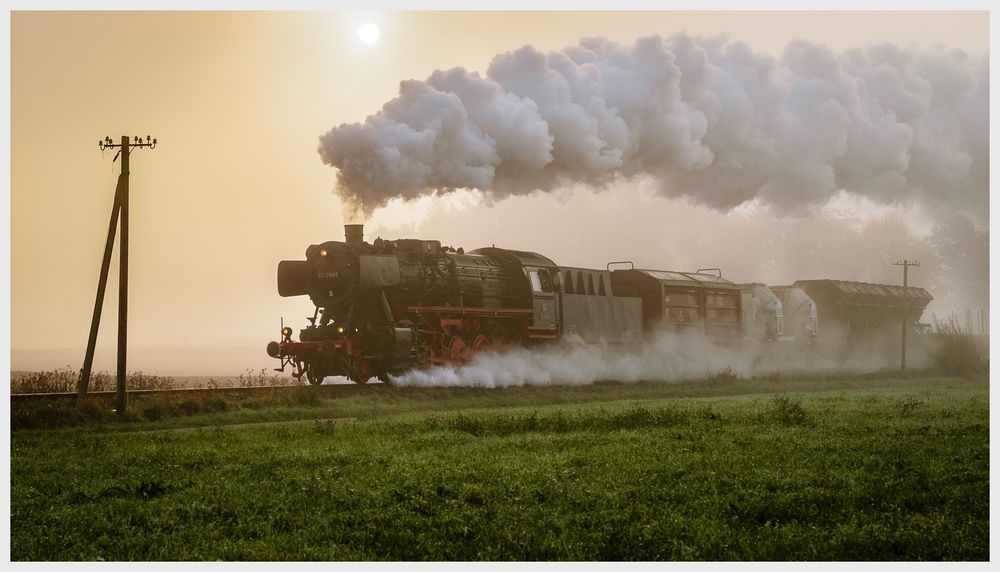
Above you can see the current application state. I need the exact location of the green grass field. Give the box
[9,374,989,560]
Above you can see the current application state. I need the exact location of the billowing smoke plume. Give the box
[319,34,987,219]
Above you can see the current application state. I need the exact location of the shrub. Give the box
[126,371,175,391]
[10,367,175,394]
[770,396,809,426]
[930,316,987,378]
[239,368,281,387]
[897,396,925,418]
[10,366,78,394]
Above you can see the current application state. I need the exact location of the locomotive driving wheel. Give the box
[304,360,326,386]
[470,334,491,354]
[446,336,470,363]
[345,356,373,384]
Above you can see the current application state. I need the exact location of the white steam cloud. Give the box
[387,331,924,388]
[319,34,987,219]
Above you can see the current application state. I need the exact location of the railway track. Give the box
[10,383,388,404]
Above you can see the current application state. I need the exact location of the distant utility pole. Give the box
[77,135,157,415]
[892,259,919,371]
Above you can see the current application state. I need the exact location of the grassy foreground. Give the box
[10,375,989,560]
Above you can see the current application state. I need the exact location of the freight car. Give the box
[790,279,931,360]
[608,266,742,343]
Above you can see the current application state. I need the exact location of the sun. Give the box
[357,22,380,45]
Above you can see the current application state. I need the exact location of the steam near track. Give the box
[388,334,740,388]
[319,34,987,221]
[387,331,926,388]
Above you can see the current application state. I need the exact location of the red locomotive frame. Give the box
[272,304,556,384]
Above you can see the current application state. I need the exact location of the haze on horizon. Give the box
[9,10,990,376]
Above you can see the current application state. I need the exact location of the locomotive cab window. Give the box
[539,269,552,292]
[528,269,553,293]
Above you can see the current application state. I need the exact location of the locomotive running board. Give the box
[527,327,559,340]
[392,305,533,317]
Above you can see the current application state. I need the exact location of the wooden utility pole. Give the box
[77,135,156,414]
[892,259,919,371]
[116,136,130,415]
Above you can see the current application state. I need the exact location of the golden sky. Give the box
[9,11,989,374]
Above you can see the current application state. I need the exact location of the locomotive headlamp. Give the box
[319,249,328,257]
[337,326,345,334]
[281,326,292,341]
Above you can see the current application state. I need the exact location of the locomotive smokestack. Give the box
[345,223,364,245]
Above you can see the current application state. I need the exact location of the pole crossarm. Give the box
[76,134,158,413]
[99,135,157,151]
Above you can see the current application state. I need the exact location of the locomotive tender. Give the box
[266,224,743,384]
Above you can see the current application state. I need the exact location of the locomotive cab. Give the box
[469,247,560,340]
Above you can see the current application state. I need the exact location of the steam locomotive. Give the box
[266,224,931,384]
